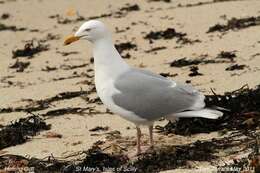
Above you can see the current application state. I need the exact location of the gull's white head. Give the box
[64,20,111,45]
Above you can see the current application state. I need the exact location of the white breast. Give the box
[92,37,154,126]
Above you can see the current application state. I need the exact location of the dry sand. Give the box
[0,0,260,172]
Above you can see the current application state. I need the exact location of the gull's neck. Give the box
[93,37,129,82]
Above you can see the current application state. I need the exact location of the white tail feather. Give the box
[166,109,223,120]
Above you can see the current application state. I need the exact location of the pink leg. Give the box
[149,125,154,148]
[136,126,141,155]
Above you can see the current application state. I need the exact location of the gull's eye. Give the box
[85,28,91,32]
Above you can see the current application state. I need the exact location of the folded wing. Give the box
[112,68,205,121]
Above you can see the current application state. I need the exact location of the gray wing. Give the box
[112,68,205,120]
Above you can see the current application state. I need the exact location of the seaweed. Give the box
[126,133,254,172]
[159,72,178,77]
[170,57,230,67]
[144,28,186,41]
[225,64,246,71]
[188,66,203,77]
[1,13,10,19]
[121,53,131,59]
[60,63,88,70]
[0,145,128,173]
[88,13,112,20]
[0,23,26,32]
[75,146,128,172]
[216,51,236,61]
[43,132,62,138]
[40,33,60,42]
[89,126,109,132]
[207,16,260,33]
[30,29,40,32]
[170,58,203,67]
[114,42,137,59]
[115,26,130,33]
[217,136,260,173]
[12,41,49,58]
[252,53,260,58]
[144,28,200,45]
[115,42,137,54]
[9,60,30,72]
[119,4,140,12]
[0,134,256,172]
[177,38,201,45]
[0,154,70,173]
[56,51,79,56]
[148,0,171,2]
[145,46,166,53]
[0,90,88,114]
[42,107,87,117]
[178,0,246,8]
[157,85,260,135]
[41,66,57,72]
[126,139,223,173]
[0,115,50,150]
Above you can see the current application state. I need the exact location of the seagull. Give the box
[64,20,223,155]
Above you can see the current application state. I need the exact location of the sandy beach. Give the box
[0,0,260,172]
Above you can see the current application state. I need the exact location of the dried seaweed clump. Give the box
[115,42,137,58]
[0,23,26,32]
[0,138,240,172]
[225,64,246,71]
[75,146,128,172]
[0,154,70,173]
[216,51,236,61]
[170,56,230,68]
[0,90,88,114]
[144,28,200,45]
[12,40,49,58]
[144,28,186,41]
[127,140,217,173]
[148,0,171,2]
[0,115,50,149]
[188,66,203,77]
[0,145,128,173]
[207,16,260,33]
[217,137,260,173]
[9,60,30,72]
[115,42,137,54]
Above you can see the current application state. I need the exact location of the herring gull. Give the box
[64,20,223,155]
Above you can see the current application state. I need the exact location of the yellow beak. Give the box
[64,35,80,45]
